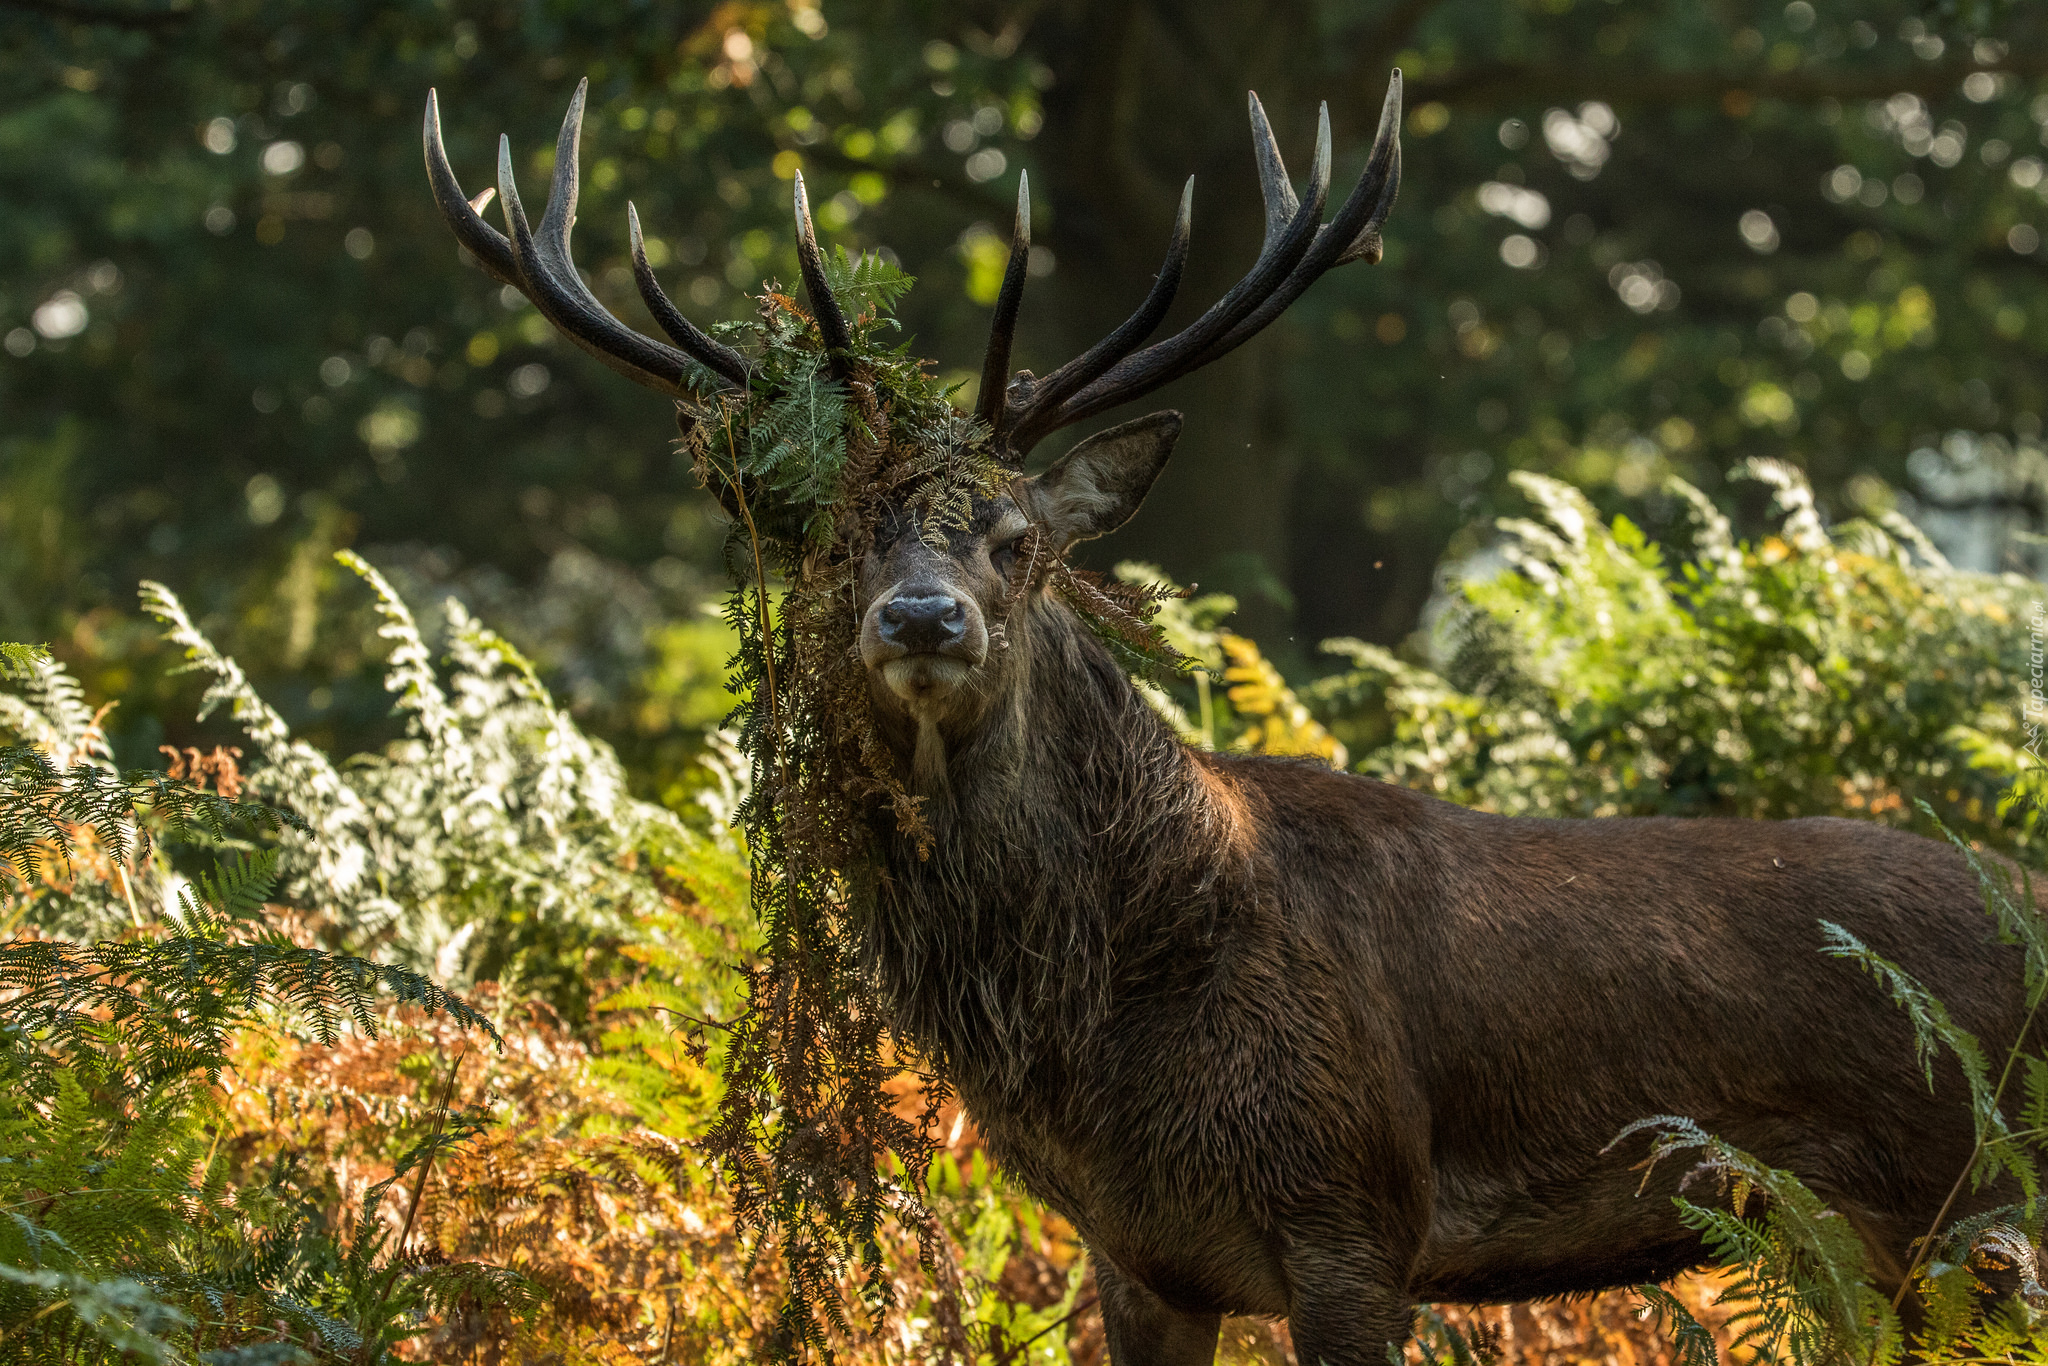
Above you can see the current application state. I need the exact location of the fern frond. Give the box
[0,1263,189,1363]
[1820,921,1992,1099]
[1612,1114,1899,1366]
[1819,921,2013,1193]
[822,245,915,317]
[0,866,500,1099]
[0,745,301,882]
[188,848,278,926]
[336,551,462,755]
[0,640,106,767]
[140,581,378,907]
[744,352,850,509]
[1634,1283,1718,1366]
[0,643,50,683]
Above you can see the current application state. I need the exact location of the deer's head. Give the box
[424,74,1400,752]
[849,410,1181,733]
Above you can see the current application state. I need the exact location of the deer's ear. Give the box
[1027,411,1182,549]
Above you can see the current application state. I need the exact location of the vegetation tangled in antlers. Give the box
[425,69,1393,1354]
[677,251,1193,1357]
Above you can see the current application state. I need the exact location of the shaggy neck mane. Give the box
[866,603,1248,1113]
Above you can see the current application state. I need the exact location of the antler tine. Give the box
[628,203,752,390]
[1033,98,1333,436]
[1192,71,1404,364]
[1248,91,1301,266]
[976,171,1031,434]
[423,89,520,288]
[1004,72,1402,455]
[1002,178,1193,455]
[486,82,722,396]
[792,170,855,375]
[1333,72,1406,265]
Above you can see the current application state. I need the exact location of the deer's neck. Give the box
[867,610,1246,1108]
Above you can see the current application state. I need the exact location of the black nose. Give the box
[879,593,967,653]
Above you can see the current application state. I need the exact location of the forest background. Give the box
[4,0,2048,1362]
[6,0,2048,780]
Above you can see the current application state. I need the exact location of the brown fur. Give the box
[852,418,2028,1366]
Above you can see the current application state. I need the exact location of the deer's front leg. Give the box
[1280,1220,1421,1366]
[1286,1281,1416,1366]
[1094,1256,1222,1366]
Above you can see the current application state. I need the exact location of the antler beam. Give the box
[423,80,750,395]
[425,74,1400,465]
[992,70,1404,460]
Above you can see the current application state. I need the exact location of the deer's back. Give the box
[1045,757,2029,1307]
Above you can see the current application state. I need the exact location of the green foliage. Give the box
[743,351,853,521]
[0,645,48,684]
[1823,921,1996,1101]
[1632,1284,1717,1366]
[0,744,298,884]
[822,247,917,320]
[0,1263,191,1364]
[138,558,692,1014]
[1307,462,2031,850]
[0,626,674,1361]
[0,845,518,1363]
[917,1147,1091,1364]
[0,848,499,1100]
[1615,1114,1903,1366]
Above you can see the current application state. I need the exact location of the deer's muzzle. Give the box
[860,584,990,706]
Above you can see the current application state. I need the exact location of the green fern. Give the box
[1820,921,2041,1208]
[1922,797,2048,991]
[0,840,519,1362]
[0,743,302,883]
[1,847,501,1097]
[0,1263,191,1363]
[0,643,50,684]
[742,351,851,514]
[138,570,688,1007]
[821,245,915,317]
[185,848,276,925]
[1612,1114,1900,1366]
[1633,1284,1717,1366]
[1818,923,1996,1108]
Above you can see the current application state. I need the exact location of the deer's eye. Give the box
[989,531,1026,576]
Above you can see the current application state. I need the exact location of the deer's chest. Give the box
[966,1078,1295,1318]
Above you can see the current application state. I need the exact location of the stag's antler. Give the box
[425,75,1400,457]
[424,80,754,394]
[983,72,1404,461]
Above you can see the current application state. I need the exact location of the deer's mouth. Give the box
[879,653,975,704]
[859,579,991,709]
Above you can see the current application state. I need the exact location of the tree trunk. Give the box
[1019,0,1323,642]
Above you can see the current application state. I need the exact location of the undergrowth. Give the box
[7,287,2048,1361]
[0,676,517,1361]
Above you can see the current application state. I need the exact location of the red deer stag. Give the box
[425,74,2033,1365]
